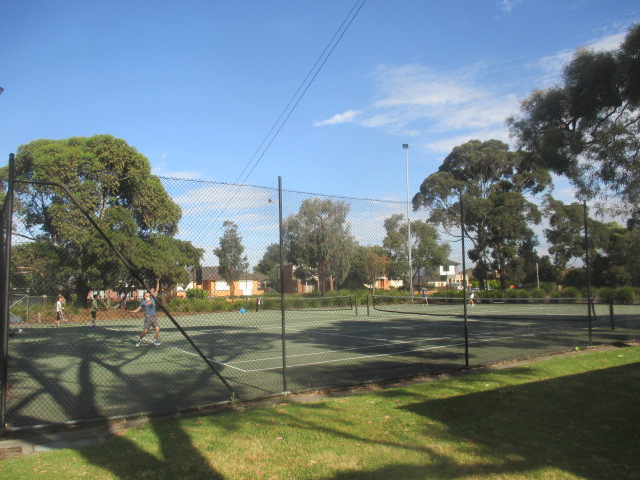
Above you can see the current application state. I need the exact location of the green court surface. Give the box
[5,303,640,428]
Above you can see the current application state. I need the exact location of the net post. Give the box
[367,295,370,316]
[353,294,358,316]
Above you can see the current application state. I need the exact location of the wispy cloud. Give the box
[314,109,360,126]
[533,30,628,87]
[500,0,523,13]
[312,26,632,161]
[314,63,517,143]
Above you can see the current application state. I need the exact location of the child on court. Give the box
[133,292,161,346]
[55,294,65,327]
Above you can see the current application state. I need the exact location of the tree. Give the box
[508,25,640,206]
[382,214,450,288]
[255,243,281,292]
[340,245,389,291]
[3,135,200,302]
[543,196,587,275]
[413,139,551,290]
[214,221,249,298]
[284,198,356,296]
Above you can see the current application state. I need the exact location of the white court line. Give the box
[105,317,604,374]
[241,334,522,373]
[104,326,246,372]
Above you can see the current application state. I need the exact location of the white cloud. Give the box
[533,30,628,86]
[425,127,512,154]
[314,109,360,126]
[314,26,631,155]
[325,64,516,140]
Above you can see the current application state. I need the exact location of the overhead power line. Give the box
[235,0,368,185]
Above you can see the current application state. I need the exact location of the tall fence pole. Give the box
[0,154,15,429]
[583,200,593,346]
[278,176,288,393]
[460,192,469,368]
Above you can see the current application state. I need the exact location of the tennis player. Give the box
[133,292,161,347]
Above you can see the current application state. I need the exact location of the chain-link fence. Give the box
[1,172,639,430]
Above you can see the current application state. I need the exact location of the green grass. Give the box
[1,344,639,479]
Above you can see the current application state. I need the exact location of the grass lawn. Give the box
[1,344,638,479]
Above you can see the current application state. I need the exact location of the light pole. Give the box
[403,144,413,300]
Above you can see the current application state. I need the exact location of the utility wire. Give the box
[234,0,367,185]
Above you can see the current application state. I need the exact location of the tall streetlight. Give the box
[403,144,413,299]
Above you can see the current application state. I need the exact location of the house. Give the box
[414,261,470,290]
[173,267,269,298]
[365,276,403,291]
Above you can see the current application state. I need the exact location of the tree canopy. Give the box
[413,139,551,290]
[3,135,201,301]
[382,214,450,288]
[508,24,640,205]
[214,220,249,298]
[284,198,356,296]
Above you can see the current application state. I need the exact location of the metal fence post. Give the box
[1,153,15,429]
[460,192,469,368]
[583,200,593,346]
[278,176,287,393]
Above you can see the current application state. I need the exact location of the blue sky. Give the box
[1,0,639,204]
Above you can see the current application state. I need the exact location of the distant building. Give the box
[174,266,268,297]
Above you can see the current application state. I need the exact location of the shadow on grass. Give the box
[243,360,638,480]
[390,362,640,480]
[77,419,224,480]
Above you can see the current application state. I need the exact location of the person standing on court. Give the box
[55,294,64,327]
[90,294,99,327]
[422,288,429,305]
[133,292,161,347]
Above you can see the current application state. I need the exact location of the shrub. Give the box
[614,286,637,304]
[531,288,547,299]
[555,286,581,302]
[596,287,615,303]
[186,288,208,299]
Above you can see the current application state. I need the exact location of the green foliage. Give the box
[555,286,581,300]
[508,25,640,203]
[614,286,637,304]
[3,135,200,303]
[382,215,450,287]
[531,288,547,299]
[185,288,208,299]
[214,221,249,298]
[504,289,530,303]
[284,198,356,296]
[596,287,615,303]
[413,139,550,291]
[254,243,281,292]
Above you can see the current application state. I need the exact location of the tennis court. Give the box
[6,299,639,428]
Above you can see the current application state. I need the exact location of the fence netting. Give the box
[1,176,638,430]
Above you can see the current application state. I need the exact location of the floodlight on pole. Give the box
[403,144,413,300]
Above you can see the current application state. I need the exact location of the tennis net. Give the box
[261,295,356,313]
[370,295,605,323]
